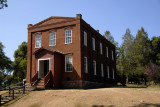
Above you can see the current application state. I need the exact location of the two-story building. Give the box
[26,14,116,89]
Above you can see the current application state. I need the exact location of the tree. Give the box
[145,63,160,84]
[0,0,8,9]
[13,42,27,82]
[150,36,160,65]
[117,28,136,84]
[104,31,114,44]
[134,27,151,73]
[0,42,12,87]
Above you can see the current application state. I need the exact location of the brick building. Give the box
[26,14,116,89]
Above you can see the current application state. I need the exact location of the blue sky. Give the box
[0,0,160,61]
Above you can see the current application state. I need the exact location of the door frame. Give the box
[38,58,51,78]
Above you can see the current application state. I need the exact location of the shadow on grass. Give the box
[133,103,160,107]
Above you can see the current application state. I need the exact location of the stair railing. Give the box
[31,71,38,86]
[44,70,51,88]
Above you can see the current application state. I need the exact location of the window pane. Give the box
[49,32,56,46]
[107,66,110,78]
[84,32,87,46]
[101,64,104,77]
[65,30,72,44]
[106,47,108,57]
[100,43,103,54]
[84,57,88,73]
[93,61,96,75]
[92,38,95,50]
[35,35,41,48]
[65,56,72,72]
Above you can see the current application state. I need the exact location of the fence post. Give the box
[23,85,25,94]
[12,90,14,99]
[9,86,11,97]
[0,95,1,106]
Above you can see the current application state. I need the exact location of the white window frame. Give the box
[65,29,72,44]
[100,43,103,54]
[49,32,56,46]
[101,63,104,77]
[35,35,41,48]
[93,60,96,75]
[65,56,73,72]
[84,32,87,46]
[112,50,114,60]
[113,68,115,79]
[92,38,95,50]
[84,57,88,73]
[107,66,110,78]
[106,47,108,57]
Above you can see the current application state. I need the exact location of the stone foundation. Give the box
[62,80,104,89]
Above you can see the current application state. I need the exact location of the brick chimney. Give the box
[96,30,99,33]
[28,24,33,28]
[76,14,82,19]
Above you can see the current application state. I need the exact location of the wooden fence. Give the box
[0,82,26,106]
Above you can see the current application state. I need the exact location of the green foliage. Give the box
[0,42,13,87]
[13,42,27,82]
[0,0,7,9]
[104,31,115,43]
[150,36,160,65]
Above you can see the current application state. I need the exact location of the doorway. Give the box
[38,59,50,78]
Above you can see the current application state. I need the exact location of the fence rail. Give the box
[0,82,26,106]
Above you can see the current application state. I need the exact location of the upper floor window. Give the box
[84,32,87,46]
[84,57,88,73]
[92,38,95,50]
[65,56,72,72]
[35,35,41,48]
[93,60,96,75]
[112,68,115,79]
[106,47,108,57]
[100,43,103,54]
[101,63,104,77]
[65,30,72,44]
[107,66,110,78]
[49,32,56,46]
[112,50,114,60]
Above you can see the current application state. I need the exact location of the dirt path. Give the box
[7,87,160,107]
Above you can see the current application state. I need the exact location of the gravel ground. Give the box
[6,87,160,107]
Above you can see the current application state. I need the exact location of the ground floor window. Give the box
[84,57,88,73]
[65,56,72,72]
[101,63,104,77]
[112,68,115,79]
[93,60,96,75]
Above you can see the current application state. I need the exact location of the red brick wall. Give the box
[80,19,116,83]
[27,17,82,83]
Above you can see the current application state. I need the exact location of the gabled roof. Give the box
[33,47,64,55]
[28,16,77,28]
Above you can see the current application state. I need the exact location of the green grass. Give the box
[126,84,147,88]
[148,84,160,88]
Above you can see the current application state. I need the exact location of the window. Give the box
[107,66,110,78]
[35,35,41,48]
[93,60,96,75]
[100,43,103,54]
[112,50,114,60]
[65,30,72,44]
[106,47,108,57]
[112,68,115,79]
[101,63,104,77]
[92,38,95,50]
[65,56,72,72]
[49,32,56,46]
[84,57,88,73]
[84,32,87,46]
